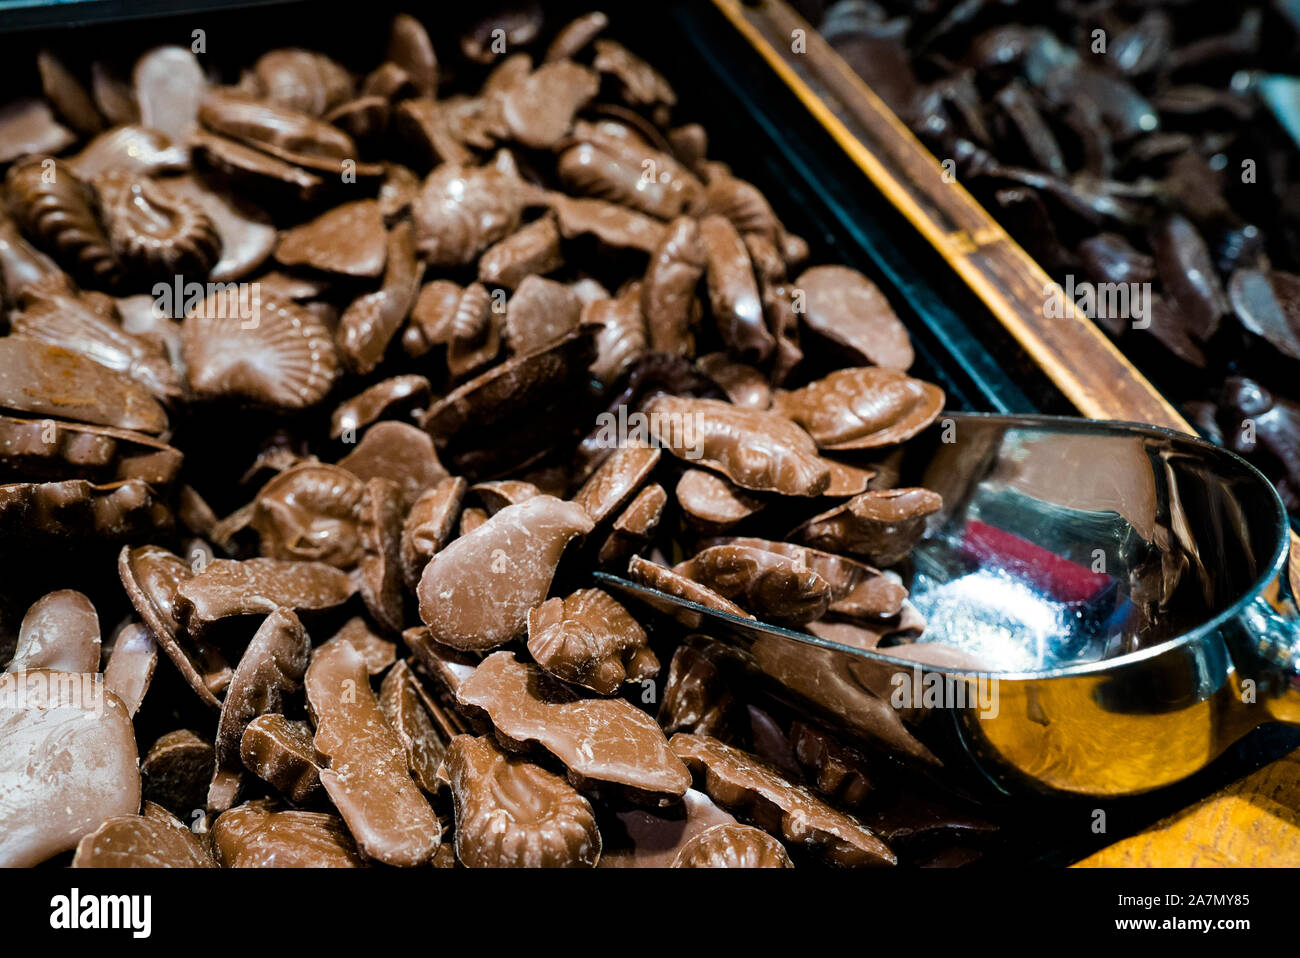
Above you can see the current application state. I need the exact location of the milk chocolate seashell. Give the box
[456,651,691,803]
[676,469,764,533]
[444,734,601,868]
[644,395,830,497]
[94,171,222,281]
[323,96,388,142]
[627,555,754,621]
[699,215,773,363]
[0,214,60,302]
[240,714,324,803]
[0,336,167,433]
[526,588,658,695]
[165,174,276,283]
[378,660,445,792]
[251,462,365,567]
[337,420,449,508]
[479,215,563,289]
[134,46,206,141]
[0,99,75,164]
[177,558,355,633]
[10,285,183,401]
[356,478,405,634]
[793,488,943,567]
[698,353,771,409]
[497,60,599,149]
[0,414,181,485]
[5,157,118,287]
[549,193,665,253]
[461,3,543,64]
[102,624,157,718]
[675,544,831,625]
[795,265,913,370]
[67,125,189,180]
[182,290,338,410]
[584,283,648,386]
[73,807,215,868]
[557,136,703,220]
[505,275,582,355]
[597,483,667,567]
[211,803,364,867]
[199,89,357,161]
[772,367,945,450]
[0,672,139,867]
[276,199,386,278]
[572,442,660,526]
[387,14,439,97]
[416,495,594,651]
[337,220,421,374]
[704,174,790,251]
[446,283,501,381]
[393,98,474,167]
[400,476,467,590]
[0,478,170,539]
[592,39,677,108]
[37,49,104,137]
[190,131,325,203]
[5,590,101,675]
[252,49,353,117]
[642,216,706,354]
[672,822,793,868]
[412,163,530,266]
[545,12,609,62]
[330,374,431,439]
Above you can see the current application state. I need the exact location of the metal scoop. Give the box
[597,413,1300,798]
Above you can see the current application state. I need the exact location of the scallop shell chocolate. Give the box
[181,289,338,409]
[772,367,945,450]
[5,156,118,287]
[94,170,222,281]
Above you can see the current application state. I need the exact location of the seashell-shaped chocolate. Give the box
[549,194,665,253]
[672,822,793,868]
[73,806,215,868]
[497,60,599,149]
[118,545,231,709]
[401,476,467,590]
[505,275,583,355]
[306,637,442,866]
[793,488,943,567]
[479,215,563,289]
[252,49,353,117]
[9,285,182,401]
[0,671,140,867]
[251,462,365,568]
[322,617,396,676]
[676,469,764,533]
[643,395,830,496]
[626,555,754,621]
[211,802,364,867]
[527,588,658,695]
[597,483,666,567]
[182,289,338,409]
[337,420,449,508]
[176,557,355,633]
[584,283,648,386]
[0,477,171,539]
[387,14,438,97]
[772,367,945,450]
[94,170,222,281]
[356,478,405,634]
[37,49,104,137]
[416,495,594,651]
[393,97,474,167]
[675,544,831,625]
[0,214,61,302]
[545,11,609,61]
[557,136,703,220]
[699,214,773,363]
[642,216,706,354]
[592,39,677,108]
[199,88,357,161]
[330,374,431,439]
[795,265,913,370]
[411,163,530,266]
[239,714,325,803]
[66,125,189,180]
[461,3,543,64]
[190,130,325,203]
[209,609,311,811]
[5,590,100,674]
[444,734,601,868]
[444,282,500,381]
[658,641,739,740]
[134,46,206,141]
[379,659,446,793]
[457,651,691,803]
[572,442,660,526]
[5,157,118,287]
[165,174,276,283]
[324,95,388,142]
[0,99,74,164]
[337,221,421,373]
[705,174,790,251]
[276,199,387,278]
[0,336,167,433]
[670,733,896,867]
[470,479,542,514]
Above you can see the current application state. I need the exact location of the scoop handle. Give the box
[1233,533,1300,726]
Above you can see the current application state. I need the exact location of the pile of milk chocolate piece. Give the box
[0,6,990,869]
[801,0,1300,508]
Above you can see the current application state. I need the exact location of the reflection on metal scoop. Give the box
[598,414,1300,798]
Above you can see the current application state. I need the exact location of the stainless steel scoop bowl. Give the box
[597,413,1300,798]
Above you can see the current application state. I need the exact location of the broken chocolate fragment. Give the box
[239,714,324,804]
